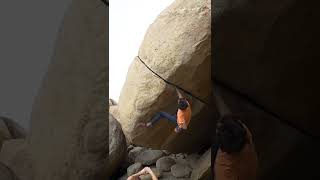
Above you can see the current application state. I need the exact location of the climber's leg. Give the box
[136,112,177,128]
[149,112,177,126]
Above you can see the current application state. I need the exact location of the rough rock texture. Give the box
[127,162,142,176]
[128,147,146,163]
[171,164,192,178]
[156,156,176,172]
[0,117,26,139]
[190,149,211,180]
[0,139,33,180]
[214,85,320,179]
[109,105,120,124]
[184,154,200,169]
[108,114,127,176]
[118,0,212,154]
[0,119,11,149]
[213,0,320,137]
[135,149,165,165]
[0,162,19,180]
[28,0,108,179]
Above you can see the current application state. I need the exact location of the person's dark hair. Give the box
[216,115,247,153]
[178,98,188,110]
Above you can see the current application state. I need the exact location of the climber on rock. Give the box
[212,89,259,180]
[136,87,192,133]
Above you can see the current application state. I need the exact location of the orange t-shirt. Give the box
[176,100,192,127]
[214,122,258,180]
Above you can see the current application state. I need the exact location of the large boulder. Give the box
[0,139,33,180]
[28,0,108,179]
[118,0,212,153]
[156,156,176,172]
[213,0,320,137]
[108,114,127,176]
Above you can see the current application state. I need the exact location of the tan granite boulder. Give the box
[118,0,212,153]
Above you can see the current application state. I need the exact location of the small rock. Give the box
[171,164,192,178]
[172,155,188,166]
[160,172,190,180]
[185,154,200,169]
[162,150,171,155]
[175,153,186,159]
[135,149,165,165]
[156,156,176,172]
[128,147,146,163]
[139,167,161,180]
[128,145,135,152]
[127,162,143,176]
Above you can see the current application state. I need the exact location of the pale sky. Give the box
[110,0,175,102]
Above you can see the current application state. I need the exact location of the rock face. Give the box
[213,85,320,179]
[118,0,212,153]
[190,149,212,180]
[0,139,33,180]
[156,156,176,172]
[135,150,165,165]
[0,162,19,180]
[212,0,320,179]
[108,114,127,176]
[213,0,320,137]
[0,117,26,139]
[128,147,146,163]
[27,0,108,179]
[171,164,192,178]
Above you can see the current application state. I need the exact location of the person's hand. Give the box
[138,167,152,175]
[144,167,152,172]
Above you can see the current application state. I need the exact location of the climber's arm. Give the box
[175,87,184,99]
[128,168,148,178]
[214,88,231,117]
[128,167,158,180]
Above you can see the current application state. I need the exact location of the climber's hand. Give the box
[143,167,152,173]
